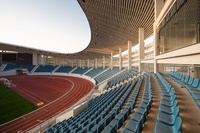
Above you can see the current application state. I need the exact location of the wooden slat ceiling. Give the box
[0,0,154,60]
[77,0,154,58]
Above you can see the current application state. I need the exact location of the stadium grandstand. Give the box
[0,0,200,133]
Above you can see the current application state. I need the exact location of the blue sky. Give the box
[0,0,91,54]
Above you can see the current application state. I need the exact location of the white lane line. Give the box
[0,77,74,130]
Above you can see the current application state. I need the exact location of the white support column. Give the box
[87,59,90,68]
[159,64,164,74]
[57,57,60,65]
[103,56,106,69]
[95,58,98,69]
[119,48,122,70]
[153,22,158,73]
[0,51,2,62]
[32,53,38,65]
[128,41,132,70]
[72,59,74,67]
[194,65,200,78]
[155,0,166,19]
[110,52,113,70]
[37,54,46,65]
[80,59,82,68]
[139,27,144,72]
[55,57,57,65]
[154,0,165,73]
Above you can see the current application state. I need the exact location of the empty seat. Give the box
[90,125,99,133]
[154,116,182,133]
[120,107,131,121]
[160,99,176,107]
[136,106,147,123]
[140,102,150,112]
[101,126,116,133]
[108,119,118,131]
[159,100,177,115]
[121,129,131,133]
[125,119,140,133]
[115,113,124,128]
[157,107,179,126]
[131,112,143,130]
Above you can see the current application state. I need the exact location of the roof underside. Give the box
[0,0,154,60]
[78,0,154,57]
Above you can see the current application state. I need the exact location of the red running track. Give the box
[0,75,94,133]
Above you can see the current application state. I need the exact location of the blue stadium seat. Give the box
[154,116,182,133]
[125,119,140,133]
[157,107,179,126]
[85,67,104,77]
[168,71,200,108]
[115,113,124,129]
[160,98,176,107]
[72,67,91,75]
[159,100,177,115]
[107,119,118,131]
[121,129,131,133]
[34,65,57,72]
[101,126,116,133]
[90,125,99,133]
[135,106,147,123]
[55,66,73,73]
[120,107,131,122]
[131,112,143,130]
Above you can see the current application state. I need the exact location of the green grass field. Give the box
[0,82,37,125]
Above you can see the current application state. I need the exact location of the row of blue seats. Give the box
[3,64,35,72]
[89,70,135,106]
[88,76,134,106]
[100,76,144,133]
[107,69,136,88]
[35,65,57,72]
[79,80,137,132]
[3,64,104,76]
[45,83,128,133]
[3,64,70,73]
[94,68,119,85]
[85,68,104,78]
[3,64,122,86]
[55,66,74,73]
[96,78,140,133]
[71,67,91,75]
[168,71,200,108]
[154,73,182,133]
[122,73,152,133]
[45,76,139,133]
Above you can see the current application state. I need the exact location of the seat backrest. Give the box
[178,73,183,80]
[192,78,199,88]
[169,71,173,75]
[169,87,175,95]
[197,81,200,89]
[173,107,179,118]
[184,75,189,83]
[180,74,186,81]
[172,100,177,109]
[188,76,194,85]
[174,117,182,132]
[173,100,178,107]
